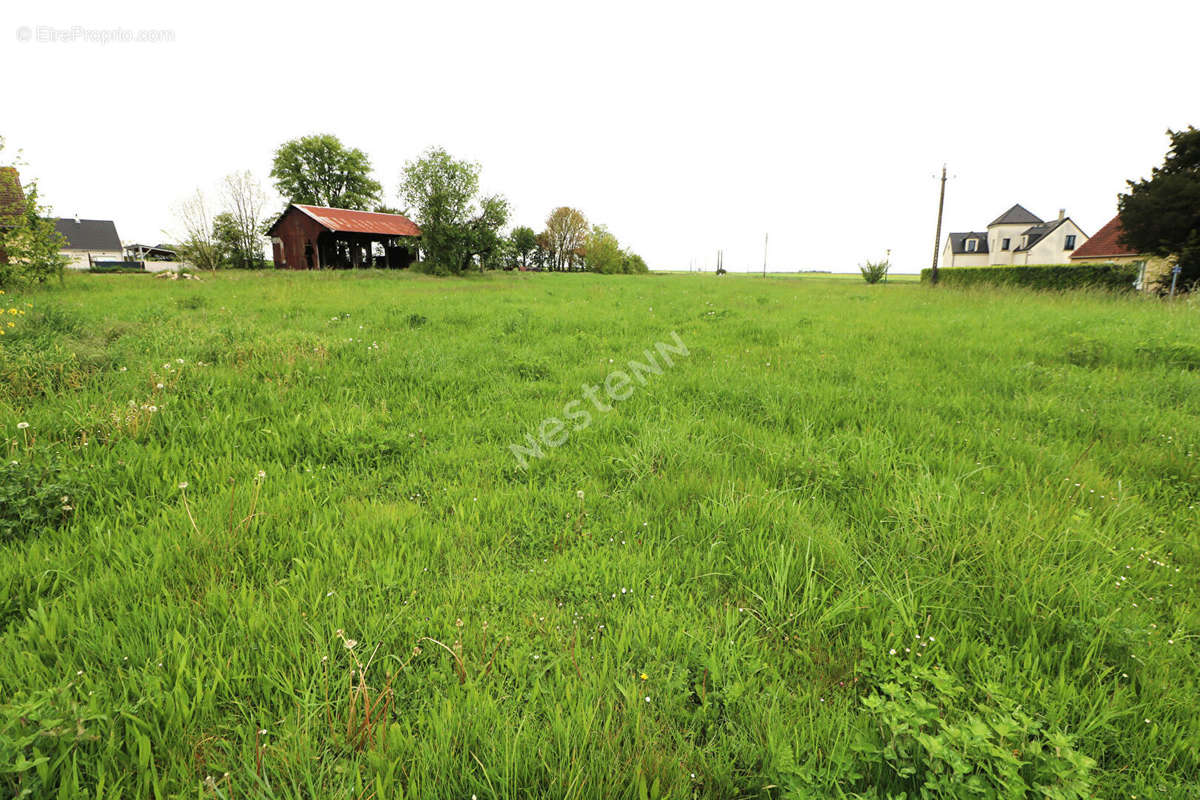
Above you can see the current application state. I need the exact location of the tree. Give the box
[1118,126,1200,290]
[399,147,509,273]
[584,225,624,274]
[172,189,224,271]
[270,134,382,210]
[222,171,269,269]
[509,226,538,269]
[543,207,588,271]
[0,139,68,287]
[622,251,649,274]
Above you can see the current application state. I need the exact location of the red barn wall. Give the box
[270,208,328,269]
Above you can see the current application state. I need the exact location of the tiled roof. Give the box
[947,231,989,255]
[54,218,122,251]
[989,204,1043,227]
[1013,218,1069,252]
[294,204,420,237]
[1069,215,1139,260]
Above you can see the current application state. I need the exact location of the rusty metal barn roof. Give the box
[294,204,421,237]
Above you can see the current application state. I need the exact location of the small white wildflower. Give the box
[178,482,188,489]
[257,470,266,479]
[156,383,165,389]
[16,422,29,429]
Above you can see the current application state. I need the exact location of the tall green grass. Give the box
[1,271,1197,798]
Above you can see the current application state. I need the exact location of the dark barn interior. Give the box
[267,205,421,270]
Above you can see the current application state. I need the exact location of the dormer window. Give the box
[966,238,978,252]
[1001,238,1011,251]
[1064,234,1076,250]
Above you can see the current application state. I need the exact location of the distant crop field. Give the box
[1,272,1198,798]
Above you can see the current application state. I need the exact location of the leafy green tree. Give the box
[270,134,382,210]
[0,145,67,288]
[585,225,624,274]
[399,147,509,274]
[1118,126,1200,290]
[509,226,538,269]
[211,212,240,267]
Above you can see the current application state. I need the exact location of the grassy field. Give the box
[1,271,1198,799]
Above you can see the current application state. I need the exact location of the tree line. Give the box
[173,134,648,275]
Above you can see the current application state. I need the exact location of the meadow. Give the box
[1,270,1198,799]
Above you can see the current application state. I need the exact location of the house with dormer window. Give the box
[942,204,1089,268]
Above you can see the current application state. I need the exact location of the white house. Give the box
[942,204,1089,268]
[54,216,124,269]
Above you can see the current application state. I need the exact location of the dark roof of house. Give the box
[1013,218,1086,252]
[53,218,122,251]
[268,204,421,237]
[989,204,1043,227]
[0,167,25,226]
[1070,215,1138,260]
[947,231,989,254]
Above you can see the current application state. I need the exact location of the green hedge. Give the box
[920,263,1139,291]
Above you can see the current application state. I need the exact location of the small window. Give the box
[1064,234,1077,250]
[1001,238,1010,251]
[966,239,977,252]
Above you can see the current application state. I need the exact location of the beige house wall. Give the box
[986,223,1029,265]
[1017,219,1088,265]
[63,249,124,270]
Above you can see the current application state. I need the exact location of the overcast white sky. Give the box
[2,0,1197,272]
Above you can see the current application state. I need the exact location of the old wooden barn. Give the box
[267,204,421,269]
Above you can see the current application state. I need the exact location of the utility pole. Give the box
[762,233,768,278]
[931,164,947,286]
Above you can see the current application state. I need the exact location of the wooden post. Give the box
[931,165,947,286]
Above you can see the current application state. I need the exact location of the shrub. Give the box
[859,259,890,284]
[921,263,1139,291]
[0,457,80,544]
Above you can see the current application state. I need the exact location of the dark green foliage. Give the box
[399,147,509,274]
[509,226,538,269]
[919,263,1139,291]
[846,663,1095,797]
[858,259,890,284]
[0,457,80,544]
[1118,127,1200,290]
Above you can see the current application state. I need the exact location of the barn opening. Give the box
[266,204,421,270]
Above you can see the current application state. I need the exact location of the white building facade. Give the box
[942,204,1088,268]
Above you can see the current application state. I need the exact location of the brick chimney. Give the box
[1057,209,1065,222]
